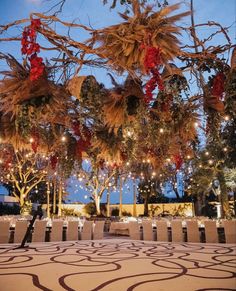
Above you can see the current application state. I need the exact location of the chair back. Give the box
[93,221,105,240]
[204,220,218,243]
[171,220,183,242]
[186,220,200,243]
[223,220,236,243]
[142,221,154,241]
[0,221,10,243]
[32,220,47,242]
[81,221,93,240]
[50,220,63,242]
[67,221,79,241]
[156,221,168,242]
[14,220,28,243]
[129,221,140,240]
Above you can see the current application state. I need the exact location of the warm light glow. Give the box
[159,128,164,133]
[29,137,34,143]
[224,115,230,121]
[223,147,227,152]
[208,159,214,165]
[61,136,66,142]
[205,151,209,156]
[187,155,191,159]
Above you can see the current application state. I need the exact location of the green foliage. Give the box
[61,208,81,217]
[111,207,119,216]
[84,202,97,216]
[0,202,20,215]
[121,210,132,216]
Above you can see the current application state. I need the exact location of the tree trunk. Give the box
[47,182,50,218]
[53,179,57,214]
[133,180,137,217]
[119,179,123,217]
[107,187,110,217]
[218,171,229,218]
[95,194,101,215]
[173,187,180,201]
[57,180,62,217]
[143,197,148,216]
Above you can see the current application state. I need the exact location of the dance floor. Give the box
[0,239,235,291]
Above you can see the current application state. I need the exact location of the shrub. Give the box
[84,202,96,216]
[0,202,20,215]
[121,210,132,217]
[111,207,119,216]
[61,208,81,217]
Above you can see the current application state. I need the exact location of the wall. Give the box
[57,202,194,217]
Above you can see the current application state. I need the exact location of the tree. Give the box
[0,146,48,208]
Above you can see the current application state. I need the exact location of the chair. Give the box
[223,220,236,243]
[171,220,183,242]
[186,220,200,243]
[129,221,141,240]
[14,220,28,243]
[32,220,47,242]
[142,221,155,241]
[204,220,218,243]
[0,221,10,243]
[67,221,79,241]
[156,221,168,242]
[81,221,93,240]
[50,220,64,242]
[93,221,105,240]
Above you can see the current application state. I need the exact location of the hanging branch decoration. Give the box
[21,18,45,81]
[141,45,164,103]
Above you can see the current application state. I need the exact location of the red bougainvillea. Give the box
[30,128,40,153]
[21,18,45,81]
[211,72,225,99]
[50,154,58,170]
[72,122,92,159]
[141,45,164,103]
[173,154,183,170]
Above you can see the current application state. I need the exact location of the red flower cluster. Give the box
[211,72,225,99]
[50,154,58,170]
[72,122,92,159]
[173,154,183,170]
[142,45,164,103]
[21,18,45,81]
[31,128,40,153]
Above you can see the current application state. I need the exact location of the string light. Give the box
[61,136,66,142]
[159,128,164,133]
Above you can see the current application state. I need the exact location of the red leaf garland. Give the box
[21,18,45,81]
[173,154,183,170]
[211,72,225,99]
[141,45,164,103]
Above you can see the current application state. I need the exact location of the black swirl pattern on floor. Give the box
[0,240,235,291]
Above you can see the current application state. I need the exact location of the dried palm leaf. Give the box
[67,75,87,99]
[90,3,190,74]
[103,77,143,132]
[231,47,236,69]
[0,54,71,124]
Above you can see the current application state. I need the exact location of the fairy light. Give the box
[29,137,34,143]
[159,128,164,133]
[223,147,227,152]
[205,151,209,156]
[208,159,214,165]
[194,122,199,128]
[61,136,66,142]
[187,155,191,159]
[224,115,230,121]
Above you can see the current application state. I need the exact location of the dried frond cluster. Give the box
[91,2,190,74]
[103,77,143,133]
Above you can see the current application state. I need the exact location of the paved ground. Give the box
[0,239,235,291]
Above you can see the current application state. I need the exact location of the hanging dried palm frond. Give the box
[103,76,143,133]
[0,54,71,125]
[90,2,190,74]
[231,47,236,69]
[67,75,88,99]
[92,128,125,164]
